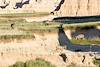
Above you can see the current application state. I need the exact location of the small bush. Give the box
[93,59,100,67]
[9,59,55,67]
[9,62,25,67]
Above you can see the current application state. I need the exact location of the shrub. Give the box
[9,59,55,67]
[9,62,25,67]
[25,59,55,67]
[93,59,100,67]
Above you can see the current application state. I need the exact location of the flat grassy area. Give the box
[0,18,99,45]
[70,39,100,45]
[0,18,59,42]
[0,12,49,18]
[63,22,100,30]
[0,18,58,31]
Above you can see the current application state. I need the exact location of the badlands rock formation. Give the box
[0,0,100,16]
[54,0,100,16]
[0,32,96,67]
[0,0,60,13]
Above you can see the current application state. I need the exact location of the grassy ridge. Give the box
[0,12,49,18]
[64,22,100,30]
[0,18,99,44]
[0,18,59,42]
[70,39,100,45]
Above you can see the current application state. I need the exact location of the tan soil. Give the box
[0,32,96,67]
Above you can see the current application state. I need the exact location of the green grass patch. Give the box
[0,18,59,41]
[0,35,35,43]
[93,59,100,67]
[63,22,100,30]
[0,12,49,18]
[0,18,59,32]
[9,59,55,67]
[0,35,35,40]
[0,18,99,42]
[70,39,100,45]
[0,18,99,31]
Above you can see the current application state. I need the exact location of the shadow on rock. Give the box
[53,15,100,23]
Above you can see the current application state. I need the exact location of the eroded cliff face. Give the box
[1,0,100,17]
[54,0,100,16]
[0,0,60,13]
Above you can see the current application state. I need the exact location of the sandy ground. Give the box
[0,15,57,22]
[0,33,65,67]
[23,15,57,22]
[0,32,96,67]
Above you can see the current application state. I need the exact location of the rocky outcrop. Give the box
[0,0,100,17]
[54,0,100,16]
[0,0,60,13]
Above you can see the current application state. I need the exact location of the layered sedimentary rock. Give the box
[0,0,100,16]
[54,0,100,16]
[0,0,60,13]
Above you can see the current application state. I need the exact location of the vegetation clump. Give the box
[70,38,100,45]
[9,59,55,67]
[93,59,100,67]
